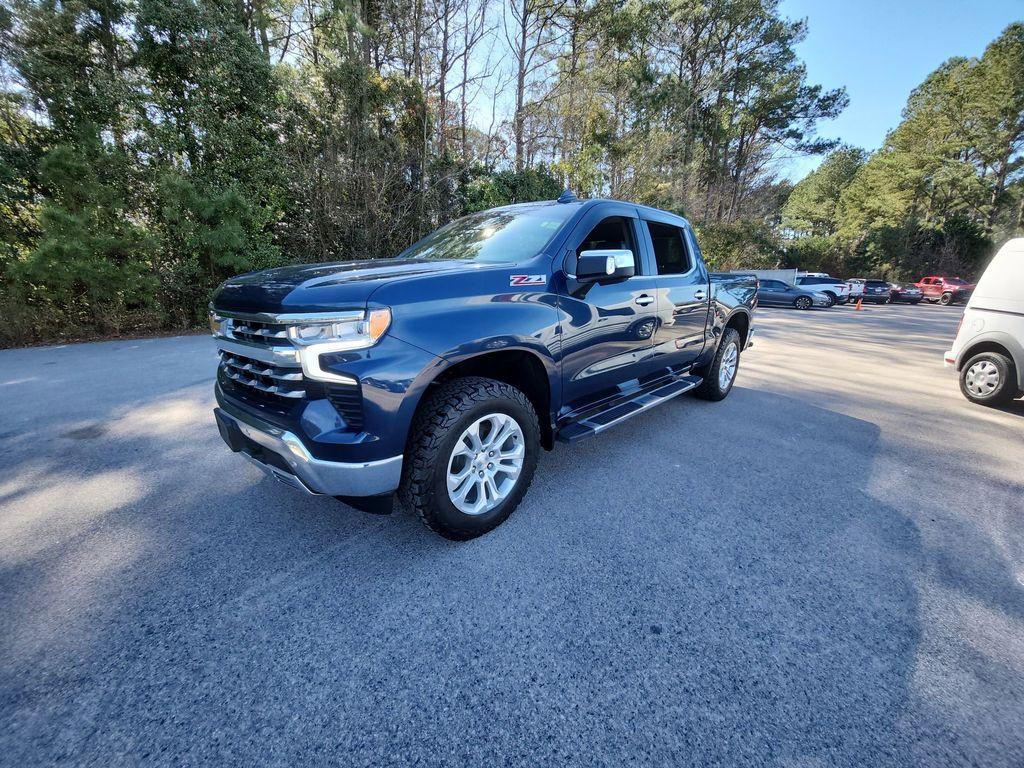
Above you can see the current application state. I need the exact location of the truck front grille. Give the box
[229,320,290,345]
[214,314,363,430]
[219,351,306,400]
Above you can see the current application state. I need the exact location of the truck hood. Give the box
[213,258,478,314]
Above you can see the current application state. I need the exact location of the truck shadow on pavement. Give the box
[1,380,1022,765]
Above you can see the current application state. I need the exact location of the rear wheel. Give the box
[401,377,540,540]
[959,352,1017,406]
[794,296,813,310]
[694,328,741,401]
[939,292,953,306]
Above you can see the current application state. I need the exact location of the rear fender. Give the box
[956,330,1024,389]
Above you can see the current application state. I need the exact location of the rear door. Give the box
[639,216,710,370]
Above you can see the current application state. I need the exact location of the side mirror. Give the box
[574,249,635,283]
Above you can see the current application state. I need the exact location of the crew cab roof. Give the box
[493,198,691,228]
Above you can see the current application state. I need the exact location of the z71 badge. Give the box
[509,274,546,286]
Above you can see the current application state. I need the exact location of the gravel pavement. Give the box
[1,303,1022,767]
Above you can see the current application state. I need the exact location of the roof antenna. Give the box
[557,188,577,204]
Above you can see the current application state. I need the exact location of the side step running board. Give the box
[557,374,702,443]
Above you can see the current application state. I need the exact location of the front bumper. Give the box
[215,399,403,497]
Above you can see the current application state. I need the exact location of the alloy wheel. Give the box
[719,342,738,390]
[446,412,525,515]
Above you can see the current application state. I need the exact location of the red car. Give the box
[914,276,975,305]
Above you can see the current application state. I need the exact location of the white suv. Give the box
[945,238,1024,405]
[795,274,851,305]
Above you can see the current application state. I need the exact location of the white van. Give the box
[944,238,1024,405]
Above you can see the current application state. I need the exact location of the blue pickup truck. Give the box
[211,196,756,539]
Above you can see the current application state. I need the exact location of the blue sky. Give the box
[778,0,1023,181]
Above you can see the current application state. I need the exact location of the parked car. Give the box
[756,279,831,309]
[795,275,851,305]
[210,197,757,539]
[846,279,864,302]
[849,278,893,303]
[887,282,923,304]
[916,276,975,305]
[944,239,1023,405]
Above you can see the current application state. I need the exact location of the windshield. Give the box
[398,205,575,263]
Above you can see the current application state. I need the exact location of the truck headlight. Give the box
[286,308,391,351]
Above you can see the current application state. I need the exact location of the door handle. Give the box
[694,290,706,301]
[634,295,655,306]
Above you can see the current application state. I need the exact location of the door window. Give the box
[645,221,691,275]
[573,216,640,274]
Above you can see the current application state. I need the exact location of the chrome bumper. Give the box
[214,401,402,497]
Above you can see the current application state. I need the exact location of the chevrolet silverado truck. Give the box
[211,196,756,539]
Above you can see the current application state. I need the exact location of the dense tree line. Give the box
[0,0,843,343]
[781,24,1024,282]
[0,0,1018,346]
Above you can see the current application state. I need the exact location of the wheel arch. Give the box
[957,333,1024,389]
[724,308,752,348]
[411,347,556,450]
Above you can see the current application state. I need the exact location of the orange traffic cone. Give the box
[855,298,863,311]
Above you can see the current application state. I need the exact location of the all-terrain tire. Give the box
[400,377,540,540]
[694,328,742,401]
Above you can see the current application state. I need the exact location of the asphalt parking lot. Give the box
[1,303,1022,767]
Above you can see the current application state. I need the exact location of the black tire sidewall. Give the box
[409,381,540,539]
[959,352,1015,405]
[940,293,953,305]
[695,328,741,401]
[795,296,812,310]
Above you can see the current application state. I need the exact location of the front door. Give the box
[756,279,789,306]
[557,206,662,415]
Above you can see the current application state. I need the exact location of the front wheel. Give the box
[794,296,813,310]
[694,328,741,401]
[401,377,540,540]
[823,292,836,307]
[960,352,1017,406]
[939,292,953,306]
